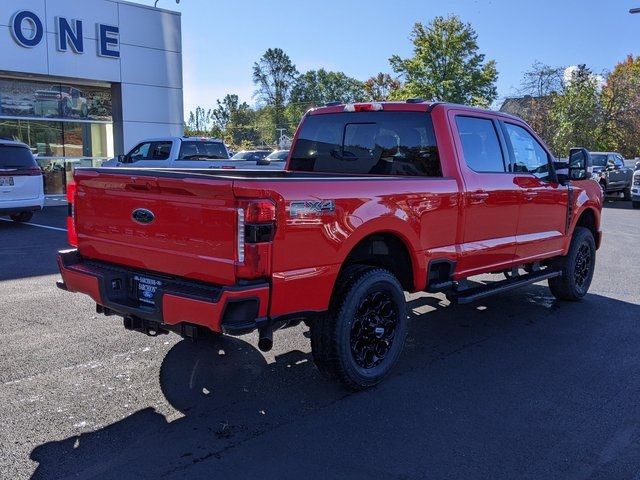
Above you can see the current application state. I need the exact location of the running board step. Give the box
[449,270,562,305]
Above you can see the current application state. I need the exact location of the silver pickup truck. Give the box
[102,137,286,171]
[101,137,235,169]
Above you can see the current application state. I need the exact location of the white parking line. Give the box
[0,218,67,232]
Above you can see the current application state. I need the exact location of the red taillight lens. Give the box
[66,182,78,247]
[245,200,276,224]
[344,102,384,112]
[236,199,276,279]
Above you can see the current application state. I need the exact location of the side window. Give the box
[614,157,624,168]
[149,142,172,160]
[503,123,551,180]
[127,141,171,161]
[128,142,151,161]
[455,116,505,173]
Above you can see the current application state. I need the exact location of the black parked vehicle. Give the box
[591,152,634,199]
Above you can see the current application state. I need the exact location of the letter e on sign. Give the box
[98,24,120,58]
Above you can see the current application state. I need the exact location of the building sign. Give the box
[10,10,120,58]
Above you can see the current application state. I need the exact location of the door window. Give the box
[455,116,506,172]
[503,123,551,180]
[127,141,171,161]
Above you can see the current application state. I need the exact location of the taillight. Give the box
[236,199,276,279]
[66,182,78,247]
[245,200,276,224]
[11,167,42,176]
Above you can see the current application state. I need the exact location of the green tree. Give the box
[514,62,565,148]
[599,55,640,157]
[288,69,367,119]
[252,48,298,133]
[185,106,214,136]
[549,65,602,154]
[364,73,401,101]
[389,15,498,107]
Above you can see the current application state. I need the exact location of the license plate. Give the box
[0,177,14,186]
[134,275,162,306]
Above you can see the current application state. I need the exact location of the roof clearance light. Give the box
[344,103,384,112]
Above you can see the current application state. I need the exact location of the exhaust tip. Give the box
[258,326,273,352]
[258,337,273,352]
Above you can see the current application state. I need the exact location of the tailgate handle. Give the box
[127,176,159,192]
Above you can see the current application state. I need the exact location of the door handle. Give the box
[469,191,489,203]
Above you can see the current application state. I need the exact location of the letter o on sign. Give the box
[11,11,44,48]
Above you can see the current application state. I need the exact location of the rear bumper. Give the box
[0,205,42,215]
[0,195,44,214]
[56,249,270,334]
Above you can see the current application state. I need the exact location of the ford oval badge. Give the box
[132,208,155,225]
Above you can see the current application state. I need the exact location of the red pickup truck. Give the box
[57,101,602,389]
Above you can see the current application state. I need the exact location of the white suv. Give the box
[0,140,45,222]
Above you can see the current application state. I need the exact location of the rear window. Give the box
[289,112,441,176]
[0,145,36,168]
[178,141,228,160]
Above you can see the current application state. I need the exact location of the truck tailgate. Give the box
[74,170,238,285]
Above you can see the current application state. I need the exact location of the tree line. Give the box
[185,14,640,159]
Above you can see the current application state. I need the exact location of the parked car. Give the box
[257,149,289,166]
[34,86,88,118]
[632,167,640,209]
[231,150,271,163]
[0,140,44,222]
[58,101,602,390]
[590,152,634,199]
[101,137,231,169]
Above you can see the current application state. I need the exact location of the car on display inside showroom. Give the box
[34,86,89,118]
[0,140,44,222]
[57,101,603,390]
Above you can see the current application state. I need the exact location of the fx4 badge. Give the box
[288,200,336,217]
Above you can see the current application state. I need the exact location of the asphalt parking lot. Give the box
[1,200,639,480]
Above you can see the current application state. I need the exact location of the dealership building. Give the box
[0,0,183,195]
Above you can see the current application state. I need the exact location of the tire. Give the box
[599,182,607,197]
[310,266,407,390]
[633,201,640,210]
[623,187,632,201]
[548,227,596,301]
[10,211,33,223]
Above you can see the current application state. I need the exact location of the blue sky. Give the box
[138,0,638,116]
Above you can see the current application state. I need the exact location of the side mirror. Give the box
[568,148,592,181]
[635,161,640,171]
[117,154,129,164]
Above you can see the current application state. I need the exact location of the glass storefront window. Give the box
[0,119,113,195]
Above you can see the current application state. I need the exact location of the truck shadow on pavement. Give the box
[29,286,640,479]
